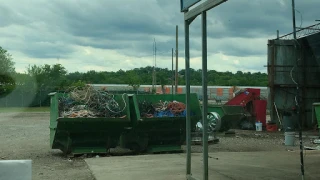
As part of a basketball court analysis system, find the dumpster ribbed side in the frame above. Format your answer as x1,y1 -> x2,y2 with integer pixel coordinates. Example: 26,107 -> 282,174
314,103 -> 320,129
49,92 -> 131,155
121,93 -> 202,153
49,92 -> 59,148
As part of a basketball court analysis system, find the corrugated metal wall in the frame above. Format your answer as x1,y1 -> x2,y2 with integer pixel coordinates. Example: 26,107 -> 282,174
268,33 -> 320,128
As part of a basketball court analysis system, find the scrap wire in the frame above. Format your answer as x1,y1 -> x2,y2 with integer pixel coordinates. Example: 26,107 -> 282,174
59,85 -> 127,118
139,100 -> 187,118
167,101 -> 186,114
153,100 -> 169,112
64,109 -> 96,118
138,100 -> 155,118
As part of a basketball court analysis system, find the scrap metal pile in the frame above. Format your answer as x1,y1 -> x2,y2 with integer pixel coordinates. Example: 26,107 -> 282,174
58,86 -> 126,118
139,100 -> 187,118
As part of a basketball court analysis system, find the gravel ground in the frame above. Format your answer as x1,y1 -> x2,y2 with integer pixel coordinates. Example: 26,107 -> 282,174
0,112 -> 319,180
0,112 -> 95,180
187,130 -> 319,153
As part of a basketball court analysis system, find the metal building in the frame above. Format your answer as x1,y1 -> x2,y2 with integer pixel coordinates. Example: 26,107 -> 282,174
268,23 -> 320,128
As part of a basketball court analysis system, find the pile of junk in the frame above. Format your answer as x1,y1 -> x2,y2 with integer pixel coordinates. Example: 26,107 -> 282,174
48,86 -> 266,155
192,88 -> 267,143
49,86 -> 203,155
209,88 -> 267,131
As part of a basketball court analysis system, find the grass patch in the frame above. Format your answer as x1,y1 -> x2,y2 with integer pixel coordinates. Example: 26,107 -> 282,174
0,107 -> 50,113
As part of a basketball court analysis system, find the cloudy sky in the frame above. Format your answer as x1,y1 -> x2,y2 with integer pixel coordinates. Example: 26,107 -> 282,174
0,0 -> 318,73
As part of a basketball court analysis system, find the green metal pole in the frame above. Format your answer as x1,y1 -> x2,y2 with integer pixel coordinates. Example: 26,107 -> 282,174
292,0 -> 304,179
201,11 -> 208,180
185,19 -> 192,176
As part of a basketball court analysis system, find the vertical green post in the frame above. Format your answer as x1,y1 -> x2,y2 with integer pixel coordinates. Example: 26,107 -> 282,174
185,19 -> 192,175
201,11 -> 208,180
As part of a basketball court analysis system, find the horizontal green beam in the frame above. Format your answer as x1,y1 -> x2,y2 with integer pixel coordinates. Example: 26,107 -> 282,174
184,0 -> 227,21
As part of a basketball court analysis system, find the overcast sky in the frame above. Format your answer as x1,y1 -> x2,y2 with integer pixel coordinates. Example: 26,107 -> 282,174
0,0 -> 318,73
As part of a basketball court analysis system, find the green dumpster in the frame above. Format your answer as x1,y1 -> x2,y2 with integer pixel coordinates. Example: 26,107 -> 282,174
121,93 -> 202,153
206,105 -> 251,131
49,92 -> 131,155
313,103 -> 320,135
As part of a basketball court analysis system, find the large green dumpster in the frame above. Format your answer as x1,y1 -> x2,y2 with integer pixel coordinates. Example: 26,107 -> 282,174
207,105 -> 251,131
313,103 -> 320,135
121,93 -> 202,153
49,92 -> 131,155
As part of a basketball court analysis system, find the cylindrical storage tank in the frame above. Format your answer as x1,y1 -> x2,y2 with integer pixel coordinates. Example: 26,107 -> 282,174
268,40 -> 303,85
268,39 -> 302,128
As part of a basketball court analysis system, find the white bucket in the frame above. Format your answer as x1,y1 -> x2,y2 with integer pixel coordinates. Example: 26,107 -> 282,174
255,122 -> 262,131
285,132 -> 295,146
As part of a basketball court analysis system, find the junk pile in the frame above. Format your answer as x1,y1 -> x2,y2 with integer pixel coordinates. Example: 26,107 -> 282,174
49,92 -> 202,155
206,88 -> 267,131
139,100 -> 187,118
58,86 -> 127,118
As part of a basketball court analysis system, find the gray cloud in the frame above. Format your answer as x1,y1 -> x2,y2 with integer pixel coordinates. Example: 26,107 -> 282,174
0,0 -> 319,73
49,0 -> 173,37
191,1 -> 317,38
0,5 -> 30,27
20,42 -> 74,59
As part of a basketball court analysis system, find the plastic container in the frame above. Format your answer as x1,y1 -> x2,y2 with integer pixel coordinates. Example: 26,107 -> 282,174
256,122 -> 262,131
285,132 -> 295,146
266,123 -> 278,132
255,122 -> 262,131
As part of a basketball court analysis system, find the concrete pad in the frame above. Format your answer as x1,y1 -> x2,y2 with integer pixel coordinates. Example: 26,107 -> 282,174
86,151 -> 320,180
0,160 -> 32,180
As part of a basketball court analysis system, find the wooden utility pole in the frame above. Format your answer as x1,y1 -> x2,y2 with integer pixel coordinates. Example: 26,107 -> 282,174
175,25 -> 178,93
172,48 -> 174,94
152,39 -> 156,93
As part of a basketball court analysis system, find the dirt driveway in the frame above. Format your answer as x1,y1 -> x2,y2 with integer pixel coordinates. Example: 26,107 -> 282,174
0,112 -> 318,180
0,112 -> 95,180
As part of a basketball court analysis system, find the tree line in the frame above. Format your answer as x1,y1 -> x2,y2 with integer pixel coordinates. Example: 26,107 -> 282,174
0,46 -> 268,106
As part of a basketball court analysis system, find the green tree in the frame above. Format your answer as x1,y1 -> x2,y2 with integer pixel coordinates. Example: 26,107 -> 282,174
126,70 -> 141,91
0,47 -> 16,97
0,46 -> 15,74
0,74 -> 15,97
157,70 -> 170,93
27,64 -> 67,92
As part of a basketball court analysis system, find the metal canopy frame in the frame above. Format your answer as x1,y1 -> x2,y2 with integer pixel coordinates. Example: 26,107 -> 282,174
182,0 -> 228,180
